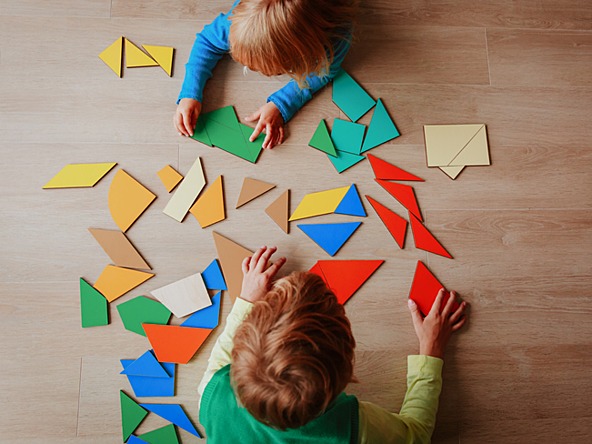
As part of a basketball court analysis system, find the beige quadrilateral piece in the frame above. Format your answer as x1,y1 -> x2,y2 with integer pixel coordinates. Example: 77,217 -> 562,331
150,273 -> 212,318
108,170 -> 157,232
265,190 -> 290,234
189,176 -> 225,228
212,232 -> 253,302
163,156 -> 206,222
236,178 -> 276,208
88,228 -> 151,270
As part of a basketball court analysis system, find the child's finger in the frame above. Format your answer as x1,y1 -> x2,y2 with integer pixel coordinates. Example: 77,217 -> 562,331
250,120 -> 264,142
408,299 -> 424,330
182,111 -> 194,137
278,126 -> 285,144
441,290 -> 457,318
244,110 -> 260,123
449,301 -> 467,325
242,256 -> 251,274
175,113 -> 188,137
451,316 -> 467,332
264,257 -> 286,278
256,246 -> 277,272
249,247 -> 266,269
429,288 -> 446,317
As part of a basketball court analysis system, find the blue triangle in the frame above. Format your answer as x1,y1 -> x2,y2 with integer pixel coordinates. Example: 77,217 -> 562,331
335,184 -> 366,217
120,350 -> 169,378
298,222 -> 362,256
139,404 -> 201,438
120,360 -> 175,397
202,259 -> 227,291
181,291 -> 221,329
126,436 -> 148,444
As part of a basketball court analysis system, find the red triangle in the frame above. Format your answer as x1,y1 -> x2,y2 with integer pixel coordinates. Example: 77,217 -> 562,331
409,212 -> 452,258
310,260 -> 384,304
365,195 -> 407,249
409,261 -> 458,316
367,154 -> 424,181
309,262 -> 325,280
375,179 -> 422,222
143,324 -> 213,364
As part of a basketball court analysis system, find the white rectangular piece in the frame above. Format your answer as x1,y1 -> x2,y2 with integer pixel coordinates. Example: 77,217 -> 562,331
163,156 -> 206,222
150,273 -> 212,318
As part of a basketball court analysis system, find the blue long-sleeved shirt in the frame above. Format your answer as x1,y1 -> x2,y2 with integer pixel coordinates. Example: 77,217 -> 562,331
177,1 -> 352,122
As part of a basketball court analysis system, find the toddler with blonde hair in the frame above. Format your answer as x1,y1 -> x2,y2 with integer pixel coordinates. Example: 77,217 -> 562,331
198,246 -> 468,443
175,0 -> 359,149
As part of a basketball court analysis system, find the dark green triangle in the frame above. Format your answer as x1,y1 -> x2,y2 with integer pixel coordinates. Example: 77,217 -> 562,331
190,115 -> 212,146
80,278 -> 108,328
309,120 -> 337,156
239,123 -> 264,163
139,424 -> 179,444
120,391 -> 148,442
116,296 -> 171,336
203,105 -> 240,130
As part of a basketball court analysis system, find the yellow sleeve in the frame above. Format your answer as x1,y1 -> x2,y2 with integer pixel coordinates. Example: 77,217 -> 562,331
358,355 -> 444,444
197,298 -> 253,399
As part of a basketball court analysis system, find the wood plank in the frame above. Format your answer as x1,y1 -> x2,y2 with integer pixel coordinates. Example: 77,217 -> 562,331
0,0 -> 110,18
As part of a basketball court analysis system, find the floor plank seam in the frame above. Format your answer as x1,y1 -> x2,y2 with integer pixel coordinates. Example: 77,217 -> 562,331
75,357 -> 83,437
484,27 -> 492,86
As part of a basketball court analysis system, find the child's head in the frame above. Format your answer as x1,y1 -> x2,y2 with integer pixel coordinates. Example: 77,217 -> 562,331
231,271 -> 355,430
229,0 -> 359,84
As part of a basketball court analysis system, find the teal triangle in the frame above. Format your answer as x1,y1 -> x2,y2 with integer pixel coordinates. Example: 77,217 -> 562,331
309,120 -> 337,156
298,222 -> 362,256
202,259 -> 227,290
181,291 -> 221,329
327,149 -> 365,173
120,391 -> 148,442
138,424 -> 179,444
335,184 -> 366,217
361,98 -> 400,152
80,278 -> 108,328
120,350 -> 169,378
331,118 -> 365,155
139,404 -> 201,437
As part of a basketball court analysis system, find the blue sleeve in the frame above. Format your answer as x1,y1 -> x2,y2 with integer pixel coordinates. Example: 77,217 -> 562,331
267,36 -> 352,122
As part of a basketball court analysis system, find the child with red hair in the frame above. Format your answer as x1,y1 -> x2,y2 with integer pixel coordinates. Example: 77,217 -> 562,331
198,246 -> 468,443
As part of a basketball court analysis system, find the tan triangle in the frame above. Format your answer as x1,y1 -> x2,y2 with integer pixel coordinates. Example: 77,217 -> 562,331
447,125 -> 490,166
93,265 -> 154,302
99,37 -> 123,77
439,165 -> 465,180
88,228 -> 151,270
125,38 -> 158,68
142,44 -> 174,76
424,124 -> 484,166
157,165 -> 183,193
236,178 -> 276,208
189,176 -> 226,228
212,232 -> 253,302
265,190 -> 290,233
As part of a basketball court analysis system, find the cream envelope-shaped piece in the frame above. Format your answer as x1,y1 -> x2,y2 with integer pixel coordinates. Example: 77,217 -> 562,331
424,124 -> 490,168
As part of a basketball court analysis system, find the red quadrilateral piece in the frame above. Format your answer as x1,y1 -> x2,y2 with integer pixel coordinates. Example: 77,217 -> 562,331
367,154 -> 424,181
311,260 -> 384,304
409,261 -> 458,316
409,212 -> 453,259
375,179 -> 423,221
365,195 -> 407,249
143,324 -> 213,364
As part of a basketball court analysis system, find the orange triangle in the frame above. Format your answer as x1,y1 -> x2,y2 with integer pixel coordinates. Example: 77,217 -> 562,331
375,179 -> 422,222
409,261 -> 458,316
310,260 -> 384,304
367,154 -> 424,181
189,176 -> 225,228
143,324 -> 213,364
264,189 -> 290,233
365,196 -> 407,249
93,265 -> 154,302
157,165 -> 183,193
212,232 -> 253,302
236,178 -> 275,208
409,212 -> 452,258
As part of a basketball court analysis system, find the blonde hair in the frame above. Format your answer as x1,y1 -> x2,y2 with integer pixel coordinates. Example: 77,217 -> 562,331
230,272 -> 356,430
229,0 -> 359,86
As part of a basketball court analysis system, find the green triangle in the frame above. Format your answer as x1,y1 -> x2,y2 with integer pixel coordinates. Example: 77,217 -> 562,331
120,391 -> 148,442
203,105 -> 240,130
80,278 -> 108,328
309,120 -> 337,156
116,296 -> 171,336
139,424 -> 179,444
361,98 -> 400,152
327,149 -> 366,173
190,115 -> 213,146
239,123 -> 264,163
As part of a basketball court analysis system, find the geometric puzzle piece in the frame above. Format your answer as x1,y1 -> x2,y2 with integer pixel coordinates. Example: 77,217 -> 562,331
367,153 -> 423,181
142,45 -> 175,77
80,278 -> 109,328
121,358 -> 175,398
439,165 -> 465,180
202,106 -> 241,130
120,390 -> 148,442
43,163 -> 117,189
332,69 -> 376,122
143,324 -> 213,364
189,175 -> 225,228
139,404 -> 201,437
157,165 -> 183,193
298,222 -> 362,256
331,118 -> 366,155
108,170 -> 157,232
265,189 -> 290,234
448,125 -> 489,166
150,273 -> 212,318
308,120 -> 337,156
361,98 -> 400,152
181,291 -> 222,329
289,186 -> 350,221
88,228 -> 151,270
116,296 -> 171,337
163,156 -> 206,222
424,124 -> 489,167
212,232 -> 253,302
138,424 -> 179,444
409,212 -> 453,259
375,179 -> 423,222
335,184 -> 366,217
409,261 -> 458,317
326,149 -> 366,173
125,38 -> 158,68
201,259 -> 227,291
99,37 -> 123,78
239,123 -> 265,163
126,436 -> 149,444
121,350 -> 170,378
236,178 -> 275,208
93,265 -> 154,303
365,195 -> 408,249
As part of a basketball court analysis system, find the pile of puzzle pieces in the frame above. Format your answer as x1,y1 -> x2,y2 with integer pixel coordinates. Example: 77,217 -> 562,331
99,36 -> 175,78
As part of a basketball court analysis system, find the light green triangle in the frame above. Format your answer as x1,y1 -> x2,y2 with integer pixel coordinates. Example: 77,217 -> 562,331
120,391 -> 148,442
327,149 -> 366,173
80,278 -> 108,328
361,98 -> 400,152
116,296 -> 171,336
309,120 -> 337,156
139,424 -> 179,444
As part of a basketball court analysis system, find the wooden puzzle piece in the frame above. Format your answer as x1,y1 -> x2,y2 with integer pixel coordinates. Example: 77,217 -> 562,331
203,106 -> 240,130
334,184 -> 366,217
88,228 -> 151,270
126,436 -> 149,444
327,149 -> 366,173
239,123 -> 265,163
365,196 -> 408,249
117,296 -> 171,337
309,120 -> 337,156
409,261 -> 458,316
202,259 -> 227,291
332,69 -> 376,122
121,350 -> 170,378
99,37 -> 123,77
375,179 -> 423,222
409,212 -> 453,258
289,186 -> 350,221
212,232 -> 253,302
125,38 -> 158,68
79,278 -> 108,328
93,265 -> 154,303
43,162 -> 116,189
367,154 -> 424,181
181,291 -> 222,329
139,404 -> 201,437
236,178 -> 276,208
138,424 -> 179,444
120,390 -> 148,442
163,156 -> 205,222
361,98 -> 400,152
331,118 -> 366,155
108,170 -> 156,232
190,176 -> 225,228
298,222 -> 362,256
121,359 -> 175,398
150,273 -> 211,318
439,165 -> 465,180
265,189 -> 290,233
142,44 -> 175,76
157,165 -> 183,193
190,116 -> 213,146
144,324 -> 213,364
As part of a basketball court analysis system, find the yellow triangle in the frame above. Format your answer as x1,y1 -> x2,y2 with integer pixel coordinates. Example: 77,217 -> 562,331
190,176 -> 225,228
43,163 -> 116,189
99,37 -> 123,77
108,170 -> 157,232
157,165 -> 183,193
289,186 -> 350,221
142,44 -> 175,76
93,265 -> 154,302
125,38 -> 158,68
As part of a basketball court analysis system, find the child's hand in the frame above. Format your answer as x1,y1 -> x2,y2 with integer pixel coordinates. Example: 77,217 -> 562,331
408,289 -> 468,359
244,102 -> 285,150
240,246 -> 287,303
174,98 -> 202,137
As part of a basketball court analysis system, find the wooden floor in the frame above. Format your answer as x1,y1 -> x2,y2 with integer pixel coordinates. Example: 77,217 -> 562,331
1,0 -> 591,442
